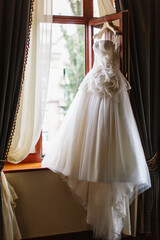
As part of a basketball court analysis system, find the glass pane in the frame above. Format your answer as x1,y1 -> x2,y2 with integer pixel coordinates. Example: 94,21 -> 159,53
52,0 -> 83,16
93,0 -> 100,17
42,24 -> 85,155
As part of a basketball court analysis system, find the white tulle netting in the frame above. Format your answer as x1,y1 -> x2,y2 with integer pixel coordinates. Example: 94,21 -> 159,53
42,40 -> 151,240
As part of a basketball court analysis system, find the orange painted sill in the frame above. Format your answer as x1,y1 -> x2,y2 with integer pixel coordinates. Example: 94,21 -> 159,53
3,162 -> 47,173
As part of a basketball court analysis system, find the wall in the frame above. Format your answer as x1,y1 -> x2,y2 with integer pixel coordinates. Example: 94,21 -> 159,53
5,169 -> 90,239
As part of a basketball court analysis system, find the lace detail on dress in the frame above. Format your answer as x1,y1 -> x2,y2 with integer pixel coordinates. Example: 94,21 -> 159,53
90,66 -> 121,97
79,40 -> 131,98
109,186 -> 134,240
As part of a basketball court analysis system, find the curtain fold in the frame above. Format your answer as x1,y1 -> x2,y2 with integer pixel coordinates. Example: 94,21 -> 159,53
0,0 -> 34,239
1,172 -> 21,240
7,0 -> 53,164
0,0 -> 31,162
0,0 -> 53,238
117,0 -> 160,236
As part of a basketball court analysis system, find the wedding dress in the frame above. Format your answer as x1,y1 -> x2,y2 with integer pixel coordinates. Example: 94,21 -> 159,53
42,40 -> 151,240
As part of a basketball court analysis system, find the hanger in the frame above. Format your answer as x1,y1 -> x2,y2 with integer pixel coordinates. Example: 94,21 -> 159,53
94,21 -> 121,39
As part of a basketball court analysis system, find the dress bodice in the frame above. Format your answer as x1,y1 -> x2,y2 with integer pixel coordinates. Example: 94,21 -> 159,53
93,40 -> 115,68
93,40 -> 120,70
79,40 -> 130,97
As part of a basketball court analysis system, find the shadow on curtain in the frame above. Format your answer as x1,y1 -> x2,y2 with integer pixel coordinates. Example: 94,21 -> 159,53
0,0 -> 33,238
115,0 -> 160,237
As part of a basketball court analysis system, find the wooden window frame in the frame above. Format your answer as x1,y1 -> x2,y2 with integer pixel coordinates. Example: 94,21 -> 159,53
52,0 -> 93,75
6,1 -> 129,166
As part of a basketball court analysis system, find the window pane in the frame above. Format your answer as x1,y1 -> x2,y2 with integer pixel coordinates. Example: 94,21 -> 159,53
42,24 -> 85,154
93,0 -> 100,17
52,0 -> 83,16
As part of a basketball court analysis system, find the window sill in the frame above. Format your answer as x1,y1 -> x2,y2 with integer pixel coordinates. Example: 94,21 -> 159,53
3,162 -> 47,173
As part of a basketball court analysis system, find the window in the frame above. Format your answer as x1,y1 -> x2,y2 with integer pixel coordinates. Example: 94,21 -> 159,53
6,0 -> 93,165
42,23 -> 85,154
5,1 -> 129,166
41,0 -> 93,155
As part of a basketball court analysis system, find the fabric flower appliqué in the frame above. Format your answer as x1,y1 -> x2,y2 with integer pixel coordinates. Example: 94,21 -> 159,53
89,66 -> 121,97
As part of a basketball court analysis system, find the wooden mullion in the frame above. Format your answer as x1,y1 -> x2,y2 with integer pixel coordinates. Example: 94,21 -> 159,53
84,0 -> 93,74
84,0 -> 93,21
52,15 -> 86,24
88,10 -> 128,26
52,0 -> 93,25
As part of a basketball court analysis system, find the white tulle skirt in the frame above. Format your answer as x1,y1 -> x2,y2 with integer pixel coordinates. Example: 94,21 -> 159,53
42,79 -> 151,239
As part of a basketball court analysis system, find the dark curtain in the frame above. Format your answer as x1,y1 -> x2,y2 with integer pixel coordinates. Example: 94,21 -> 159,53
116,0 -> 160,237
0,0 -> 33,238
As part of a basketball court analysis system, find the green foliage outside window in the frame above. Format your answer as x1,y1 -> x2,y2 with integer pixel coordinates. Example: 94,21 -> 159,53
60,0 -> 85,112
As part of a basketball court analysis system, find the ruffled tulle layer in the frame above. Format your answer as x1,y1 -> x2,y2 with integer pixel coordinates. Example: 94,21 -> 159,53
79,64 -> 131,98
43,86 -> 150,186
52,173 -> 139,240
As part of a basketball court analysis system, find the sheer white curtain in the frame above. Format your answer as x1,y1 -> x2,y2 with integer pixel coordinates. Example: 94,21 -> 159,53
7,0 -> 52,163
2,1 -> 53,239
